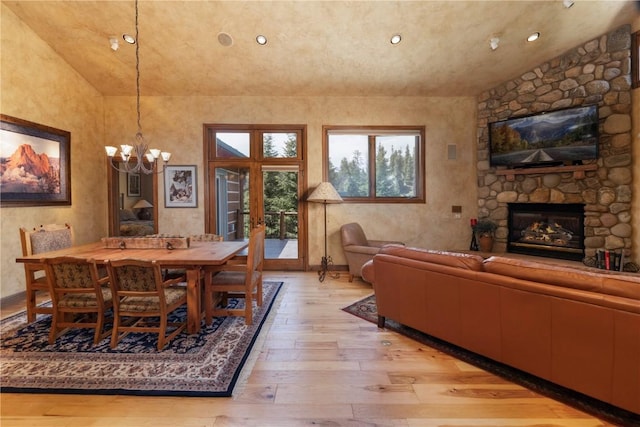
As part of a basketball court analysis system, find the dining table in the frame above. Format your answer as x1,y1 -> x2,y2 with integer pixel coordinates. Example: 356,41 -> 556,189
15,239 -> 249,334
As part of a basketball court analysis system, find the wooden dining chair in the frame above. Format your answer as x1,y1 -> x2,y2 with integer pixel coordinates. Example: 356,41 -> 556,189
204,225 -> 265,326
163,233 -> 225,280
107,259 -> 187,350
43,256 -> 113,345
19,223 -> 74,322
189,233 -> 224,242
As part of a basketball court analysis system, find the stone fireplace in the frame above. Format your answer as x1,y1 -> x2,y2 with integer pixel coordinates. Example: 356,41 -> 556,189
475,25 -> 634,262
508,203 -> 585,261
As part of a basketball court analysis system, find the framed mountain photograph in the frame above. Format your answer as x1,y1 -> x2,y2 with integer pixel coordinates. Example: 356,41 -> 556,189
0,115 -> 71,207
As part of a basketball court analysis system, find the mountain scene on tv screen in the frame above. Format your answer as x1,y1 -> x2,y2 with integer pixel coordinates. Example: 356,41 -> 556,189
490,106 -> 598,167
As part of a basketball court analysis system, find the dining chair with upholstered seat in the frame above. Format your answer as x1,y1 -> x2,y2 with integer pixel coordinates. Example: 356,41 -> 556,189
163,233 -> 224,280
189,233 -> 224,242
20,223 -> 74,322
204,225 -> 265,326
43,256 -> 113,345
106,259 -> 187,350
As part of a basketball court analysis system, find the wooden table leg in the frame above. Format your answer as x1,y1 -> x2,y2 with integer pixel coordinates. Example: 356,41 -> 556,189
186,268 -> 201,334
203,267 -> 212,326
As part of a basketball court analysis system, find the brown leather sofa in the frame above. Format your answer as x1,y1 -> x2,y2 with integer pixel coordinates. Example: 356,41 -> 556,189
361,245 -> 640,414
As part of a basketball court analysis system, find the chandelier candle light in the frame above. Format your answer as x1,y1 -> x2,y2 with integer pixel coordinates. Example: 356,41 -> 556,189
307,182 -> 343,282
105,0 -> 170,174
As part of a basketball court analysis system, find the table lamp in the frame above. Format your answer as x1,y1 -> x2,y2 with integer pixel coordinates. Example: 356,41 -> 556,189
132,199 -> 153,220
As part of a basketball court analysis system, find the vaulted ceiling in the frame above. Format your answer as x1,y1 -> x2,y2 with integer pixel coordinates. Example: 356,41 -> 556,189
3,1 -> 638,97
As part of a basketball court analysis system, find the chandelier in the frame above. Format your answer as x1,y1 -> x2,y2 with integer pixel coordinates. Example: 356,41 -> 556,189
105,0 -> 170,174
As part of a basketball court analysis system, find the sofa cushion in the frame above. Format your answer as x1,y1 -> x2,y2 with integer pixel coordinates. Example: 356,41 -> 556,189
602,275 -> 640,299
484,256 -> 606,291
378,246 -> 485,271
484,256 -> 640,298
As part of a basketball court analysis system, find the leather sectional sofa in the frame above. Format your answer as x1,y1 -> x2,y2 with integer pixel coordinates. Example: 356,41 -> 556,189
361,245 -> 640,414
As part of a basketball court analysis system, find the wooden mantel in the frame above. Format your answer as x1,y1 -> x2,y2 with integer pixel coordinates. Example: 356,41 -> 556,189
495,164 -> 598,181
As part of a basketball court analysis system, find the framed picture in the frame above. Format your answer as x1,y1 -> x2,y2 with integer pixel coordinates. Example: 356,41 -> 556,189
127,173 -> 141,197
164,165 -> 197,208
0,115 -> 71,207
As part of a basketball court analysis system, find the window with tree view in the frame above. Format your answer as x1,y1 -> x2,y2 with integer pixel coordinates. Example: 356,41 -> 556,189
324,126 -> 425,202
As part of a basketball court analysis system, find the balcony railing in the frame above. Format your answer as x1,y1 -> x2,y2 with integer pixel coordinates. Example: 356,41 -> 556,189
233,210 -> 298,240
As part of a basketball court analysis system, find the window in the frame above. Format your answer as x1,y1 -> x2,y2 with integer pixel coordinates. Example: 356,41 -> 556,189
263,132 -> 298,158
323,126 -> 425,202
208,126 -> 303,161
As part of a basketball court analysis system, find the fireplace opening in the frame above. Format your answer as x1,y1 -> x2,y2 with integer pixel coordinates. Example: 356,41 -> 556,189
507,203 -> 585,261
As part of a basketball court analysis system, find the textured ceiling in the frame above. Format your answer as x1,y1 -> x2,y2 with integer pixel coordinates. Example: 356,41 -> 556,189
3,1 -> 638,97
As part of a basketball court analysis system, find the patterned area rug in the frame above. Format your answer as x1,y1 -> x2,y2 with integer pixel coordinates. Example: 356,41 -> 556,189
0,281 -> 283,397
343,294 -> 640,426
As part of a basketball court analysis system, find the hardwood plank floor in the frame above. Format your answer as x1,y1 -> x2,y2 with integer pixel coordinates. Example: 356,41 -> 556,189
0,272 -> 616,426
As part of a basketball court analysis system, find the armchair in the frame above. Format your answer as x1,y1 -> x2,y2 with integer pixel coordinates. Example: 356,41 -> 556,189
340,222 -> 403,282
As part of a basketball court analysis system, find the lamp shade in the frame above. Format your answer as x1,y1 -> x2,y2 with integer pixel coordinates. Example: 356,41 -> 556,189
132,199 -> 153,209
307,182 -> 343,204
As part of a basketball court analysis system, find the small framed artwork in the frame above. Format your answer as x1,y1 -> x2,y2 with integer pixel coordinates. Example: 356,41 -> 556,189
164,165 -> 197,208
127,173 -> 141,197
0,114 -> 71,207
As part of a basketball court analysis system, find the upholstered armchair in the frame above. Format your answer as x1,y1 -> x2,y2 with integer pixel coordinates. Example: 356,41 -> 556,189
340,222 -> 403,282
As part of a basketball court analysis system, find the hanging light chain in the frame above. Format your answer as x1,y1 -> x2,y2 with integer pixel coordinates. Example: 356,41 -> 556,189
104,0 -> 171,175
135,0 -> 142,137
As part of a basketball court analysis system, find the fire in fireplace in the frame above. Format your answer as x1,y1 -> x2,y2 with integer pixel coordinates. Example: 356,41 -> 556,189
507,203 -> 585,261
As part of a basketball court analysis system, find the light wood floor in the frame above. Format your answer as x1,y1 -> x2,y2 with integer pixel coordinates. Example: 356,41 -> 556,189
0,272 -> 616,426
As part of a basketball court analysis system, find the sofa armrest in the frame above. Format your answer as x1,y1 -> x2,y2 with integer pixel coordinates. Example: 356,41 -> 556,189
361,260 -> 375,283
368,240 -> 404,248
343,245 -> 381,255
379,246 -> 485,271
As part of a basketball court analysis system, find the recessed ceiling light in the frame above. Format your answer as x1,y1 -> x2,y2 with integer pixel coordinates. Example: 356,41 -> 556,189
109,37 -> 119,51
390,34 -> 402,45
256,35 -> 267,45
527,32 -> 540,42
123,34 -> 136,44
563,0 -> 574,8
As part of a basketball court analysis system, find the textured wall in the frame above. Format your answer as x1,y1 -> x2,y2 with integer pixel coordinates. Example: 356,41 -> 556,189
1,3 -> 479,299
103,95 -> 479,268
0,5 -> 106,298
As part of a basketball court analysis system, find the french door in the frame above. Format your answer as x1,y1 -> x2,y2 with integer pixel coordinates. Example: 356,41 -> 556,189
204,125 -> 306,270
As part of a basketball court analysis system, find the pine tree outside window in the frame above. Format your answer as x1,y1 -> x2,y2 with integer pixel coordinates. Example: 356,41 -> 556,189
323,126 -> 425,203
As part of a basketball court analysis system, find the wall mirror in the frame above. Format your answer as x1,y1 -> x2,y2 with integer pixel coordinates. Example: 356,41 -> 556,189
107,158 -> 158,236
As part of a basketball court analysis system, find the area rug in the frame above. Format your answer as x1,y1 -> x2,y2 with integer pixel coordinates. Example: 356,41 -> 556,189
343,294 -> 640,427
0,281 -> 283,397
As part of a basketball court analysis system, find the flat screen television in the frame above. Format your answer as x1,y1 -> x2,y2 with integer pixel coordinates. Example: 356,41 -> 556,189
488,104 -> 599,168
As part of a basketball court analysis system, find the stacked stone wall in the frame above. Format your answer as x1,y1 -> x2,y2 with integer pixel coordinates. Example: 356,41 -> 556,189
476,25 -> 633,259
